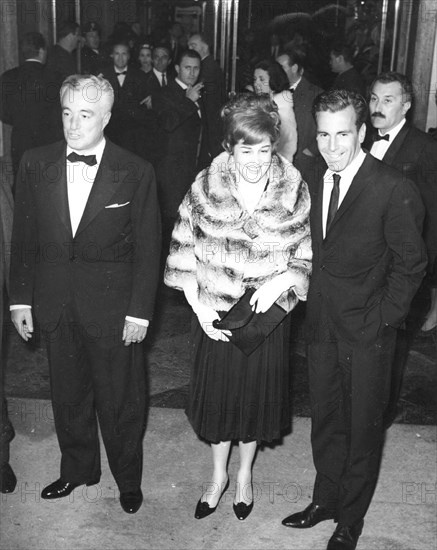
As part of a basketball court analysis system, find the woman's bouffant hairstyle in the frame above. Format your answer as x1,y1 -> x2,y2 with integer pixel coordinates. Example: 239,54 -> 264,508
221,93 -> 281,153
253,60 -> 290,93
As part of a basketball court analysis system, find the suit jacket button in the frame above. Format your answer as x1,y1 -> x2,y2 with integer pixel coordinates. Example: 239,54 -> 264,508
320,265 -> 325,270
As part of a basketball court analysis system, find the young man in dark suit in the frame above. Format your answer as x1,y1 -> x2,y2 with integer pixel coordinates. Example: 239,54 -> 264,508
152,49 -> 206,246
10,75 -> 161,514
329,42 -> 366,96
0,32 -> 51,177
188,33 -> 224,159
100,42 -> 154,159
276,46 -> 323,172
282,90 -> 426,550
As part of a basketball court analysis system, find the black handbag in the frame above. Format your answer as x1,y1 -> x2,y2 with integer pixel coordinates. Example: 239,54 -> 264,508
213,288 -> 288,356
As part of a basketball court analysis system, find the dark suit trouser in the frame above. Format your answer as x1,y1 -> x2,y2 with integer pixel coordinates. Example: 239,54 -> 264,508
1,290 -> 14,466
307,326 -> 396,526
44,303 -> 147,492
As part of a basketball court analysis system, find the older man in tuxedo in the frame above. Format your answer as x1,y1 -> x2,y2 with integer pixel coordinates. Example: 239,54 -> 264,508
366,71 -> 437,425
282,90 -> 426,550
10,75 -> 161,514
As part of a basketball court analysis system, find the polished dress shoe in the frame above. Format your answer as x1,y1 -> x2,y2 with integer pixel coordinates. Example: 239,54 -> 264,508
120,489 -> 143,514
327,520 -> 364,550
0,463 -> 17,493
194,478 -> 229,519
41,478 -> 100,499
233,500 -> 254,520
282,502 -> 336,528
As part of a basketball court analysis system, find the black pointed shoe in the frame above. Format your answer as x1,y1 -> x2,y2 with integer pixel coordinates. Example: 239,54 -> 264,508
41,478 -> 100,499
282,502 -> 336,528
327,520 -> 364,550
194,478 -> 230,519
233,500 -> 254,520
0,463 -> 17,494
120,489 -> 143,514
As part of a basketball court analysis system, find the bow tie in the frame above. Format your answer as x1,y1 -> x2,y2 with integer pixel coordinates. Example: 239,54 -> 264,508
374,133 -> 390,142
117,70 -> 127,76
67,152 -> 97,166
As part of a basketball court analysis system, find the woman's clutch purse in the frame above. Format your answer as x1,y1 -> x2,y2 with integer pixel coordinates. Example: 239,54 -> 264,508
213,288 -> 287,356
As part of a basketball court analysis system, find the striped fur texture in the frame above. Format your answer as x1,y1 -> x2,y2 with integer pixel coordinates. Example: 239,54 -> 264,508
164,151 -> 312,313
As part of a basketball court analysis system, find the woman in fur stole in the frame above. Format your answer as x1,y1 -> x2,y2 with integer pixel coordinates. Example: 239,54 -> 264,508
164,94 -> 312,521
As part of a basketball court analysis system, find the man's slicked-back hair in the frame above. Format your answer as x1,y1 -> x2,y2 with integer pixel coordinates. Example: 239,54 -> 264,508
282,45 -> 307,72
221,93 -> 281,152
312,89 -> 368,130
175,48 -> 201,66
370,71 -> 414,103
20,32 -> 46,59
60,74 -> 114,111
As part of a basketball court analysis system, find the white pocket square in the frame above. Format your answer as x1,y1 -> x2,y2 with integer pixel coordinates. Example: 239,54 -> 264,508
105,201 -> 130,209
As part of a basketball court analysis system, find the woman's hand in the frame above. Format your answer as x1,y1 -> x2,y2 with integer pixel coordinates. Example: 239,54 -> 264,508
250,273 -> 295,313
194,303 -> 231,342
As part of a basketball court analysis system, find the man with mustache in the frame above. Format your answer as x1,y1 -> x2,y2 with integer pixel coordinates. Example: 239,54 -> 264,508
366,72 -> 437,426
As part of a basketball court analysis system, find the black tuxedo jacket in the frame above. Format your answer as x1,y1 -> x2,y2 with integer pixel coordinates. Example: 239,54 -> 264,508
0,61 -> 52,170
305,154 -> 426,344
200,55 -> 224,158
364,122 -> 437,269
10,140 -> 161,329
292,76 -> 323,168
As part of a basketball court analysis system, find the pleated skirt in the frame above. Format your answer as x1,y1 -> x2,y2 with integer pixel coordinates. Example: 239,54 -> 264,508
185,313 -> 291,444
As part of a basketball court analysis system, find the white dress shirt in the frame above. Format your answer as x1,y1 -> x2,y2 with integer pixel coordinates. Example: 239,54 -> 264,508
322,149 -> 366,238
115,66 -> 127,86
153,67 -> 167,86
369,118 -> 406,160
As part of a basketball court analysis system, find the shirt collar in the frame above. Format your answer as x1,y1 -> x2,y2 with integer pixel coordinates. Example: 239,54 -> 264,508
290,76 -> 302,91
324,148 -> 366,181
377,117 -> 406,140
114,66 -> 128,74
153,67 -> 166,79
66,138 -> 106,164
175,77 -> 188,90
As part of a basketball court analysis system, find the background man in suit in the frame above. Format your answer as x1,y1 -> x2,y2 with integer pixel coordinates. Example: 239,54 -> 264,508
100,41 -> 155,160
10,75 -> 161,514
0,175 -> 16,494
0,32 -> 51,178
80,21 -> 107,75
366,71 -> 437,426
282,90 -> 425,550
153,49 -> 206,249
188,33 -> 224,159
329,42 -> 366,96
147,45 -> 172,97
276,46 -> 323,172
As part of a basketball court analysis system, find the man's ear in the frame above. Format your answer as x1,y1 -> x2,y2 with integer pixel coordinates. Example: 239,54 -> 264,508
175,64 -> 180,76
402,100 -> 411,116
358,122 -> 366,143
102,111 -> 111,129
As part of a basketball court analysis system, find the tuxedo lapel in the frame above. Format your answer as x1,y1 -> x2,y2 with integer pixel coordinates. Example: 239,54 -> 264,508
381,122 -> 410,166
44,143 -> 72,235
75,142 -> 126,235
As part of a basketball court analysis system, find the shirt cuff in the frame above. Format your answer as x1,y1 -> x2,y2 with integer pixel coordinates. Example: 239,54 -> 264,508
125,316 -> 149,327
10,305 -> 32,311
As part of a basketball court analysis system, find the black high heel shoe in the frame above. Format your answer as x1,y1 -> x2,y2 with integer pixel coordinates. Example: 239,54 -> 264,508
194,478 -> 230,519
233,500 -> 254,520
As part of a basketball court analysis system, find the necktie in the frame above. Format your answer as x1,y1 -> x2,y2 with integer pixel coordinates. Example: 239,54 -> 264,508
374,133 -> 390,142
161,72 -> 167,86
67,152 -> 97,166
326,173 -> 340,233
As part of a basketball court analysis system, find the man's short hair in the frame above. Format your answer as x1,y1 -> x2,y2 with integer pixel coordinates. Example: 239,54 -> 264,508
282,46 -> 307,72
60,74 -> 114,111
312,89 -> 368,130
58,21 -> 80,41
370,71 -> 414,103
111,41 -> 130,53
20,32 -> 46,60
153,45 -> 171,57
221,93 -> 281,152
330,41 -> 354,64
190,32 -> 210,50
176,48 -> 201,66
